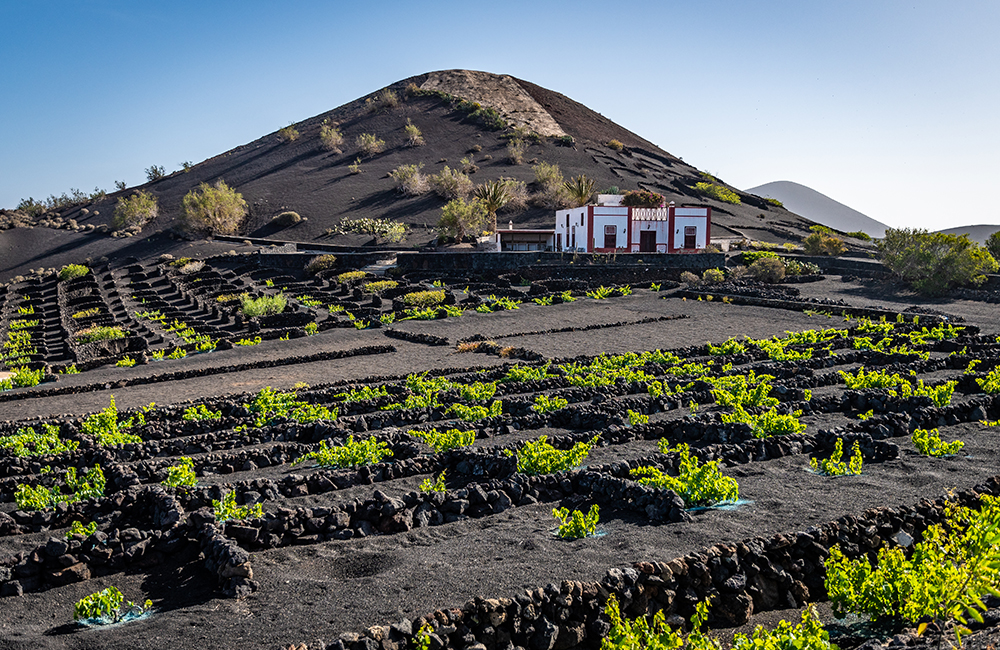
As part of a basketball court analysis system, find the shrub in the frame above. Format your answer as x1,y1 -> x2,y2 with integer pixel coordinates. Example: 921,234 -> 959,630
562,175 -> 595,208
459,155 -> 478,174
911,428 -> 964,456
240,293 -> 286,317
702,268 -> 725,284
748,257 -> 786,283
161,457 -> 197,487
366,88 -> 398,112
58,264 -> 90,281
181,180 -> 247,234
291,435 -> 392,468
694,181 -> 741,204
740,250 -> 780,265
66,520 -> 97,539
213,490 -> 263,522
506,138 -> 527,164
0,424 -> 78,457
438,197 -> 486,242
532,394 -> 568,413
606,139 -> 624,151
80,396 -> 148,445
620,190 -> 664,208
348,158 -> 362,174
474,179 -> 513,232
632,441 -> 739,507
112,191 -> 158,230
429,166 -> 474,200
721,404 -> 806,437
878,228 -> 998,295
447,400 -> 502,422
420,471 -> 447,492
846,230 -> 872,241
763,197 -> 784,208
332,217 -> 407,242
337,270 -> 368,284
362,280 -> 398,293
305,254 -> 338,275
247,386 -> 336,427
552,505 -> 599,539
404,118 -> 424,146
389,163 -> 429,195
803,232 -> 847,255
411,428 -> 475,452
15,464 -> 106,510
810,438 -> 863,476
679,271 -> 701,286
182,404 -> 220,421
145,165 -> 166,182
506,435 -> 598,475
74,325 -> 126,343
356,133 -> 385,156
277,124 -> 299,142
402,290 -> 445,307
319,122 -> 343,152
825,494 -> 1000,649
74,586 -> 151,624
272,211 -> 301,227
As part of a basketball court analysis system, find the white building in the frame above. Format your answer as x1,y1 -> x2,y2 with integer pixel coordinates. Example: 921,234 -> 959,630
554,195 -> 711,253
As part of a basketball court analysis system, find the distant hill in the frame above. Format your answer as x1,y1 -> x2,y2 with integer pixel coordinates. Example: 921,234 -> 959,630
934,224 -> 1000,245
745,181 -> 888,238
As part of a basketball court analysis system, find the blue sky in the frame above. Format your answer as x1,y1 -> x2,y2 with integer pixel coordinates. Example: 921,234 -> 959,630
1,0 -> 997,230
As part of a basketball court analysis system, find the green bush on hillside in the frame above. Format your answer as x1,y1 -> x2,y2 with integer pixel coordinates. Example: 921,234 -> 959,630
878,228 -> 998,295
112,191 -> 158,230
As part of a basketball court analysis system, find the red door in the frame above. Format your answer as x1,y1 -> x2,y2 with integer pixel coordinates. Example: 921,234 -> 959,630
604,225 -> 617,249
684,226 -> 697,249
639,230 -> 657,252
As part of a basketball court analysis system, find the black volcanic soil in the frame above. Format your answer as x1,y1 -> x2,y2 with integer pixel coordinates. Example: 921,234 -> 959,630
2,274 -> 1000,650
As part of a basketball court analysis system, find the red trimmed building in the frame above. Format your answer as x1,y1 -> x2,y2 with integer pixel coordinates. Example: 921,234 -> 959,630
554,195 -> 711,253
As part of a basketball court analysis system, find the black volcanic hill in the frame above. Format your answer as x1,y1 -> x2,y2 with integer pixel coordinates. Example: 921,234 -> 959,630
2,70 -> 827,278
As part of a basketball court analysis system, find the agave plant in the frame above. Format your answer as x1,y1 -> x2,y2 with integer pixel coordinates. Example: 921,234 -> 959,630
474,179 -> 512,233
562,175 -> 596,208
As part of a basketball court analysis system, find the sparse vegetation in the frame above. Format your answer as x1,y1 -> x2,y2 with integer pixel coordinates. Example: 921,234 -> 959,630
58,264 -> 90,282
319,120 -> 344,152
332,217 -> 407,243
878,228 -> 998,295
404,118 -> 424,146
438,197 -> 486,243
620,190 -> 663,208
748,257 -> 786,283
112,191 -> 158,230
429,166 -> 474,200
694,181 -> 741,204
74,325 -> 127,343
803,231 -> 847,256
506,138 -> 527,164
305,254 -> 338,275
606,139 -> 624,151
402,290 -> 445,307
389,163 -> 429,195
531,162 -> 566,208
277,124 -> 299,142
240,293 -> 287,317
562,175 -> 595,208
181,180 -> 247,235
356,133 -> 385,156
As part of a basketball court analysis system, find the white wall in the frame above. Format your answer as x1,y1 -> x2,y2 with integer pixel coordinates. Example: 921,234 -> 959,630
673,216 -> 708,249
630,220 -> 671,252
554,208 -> 588,251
